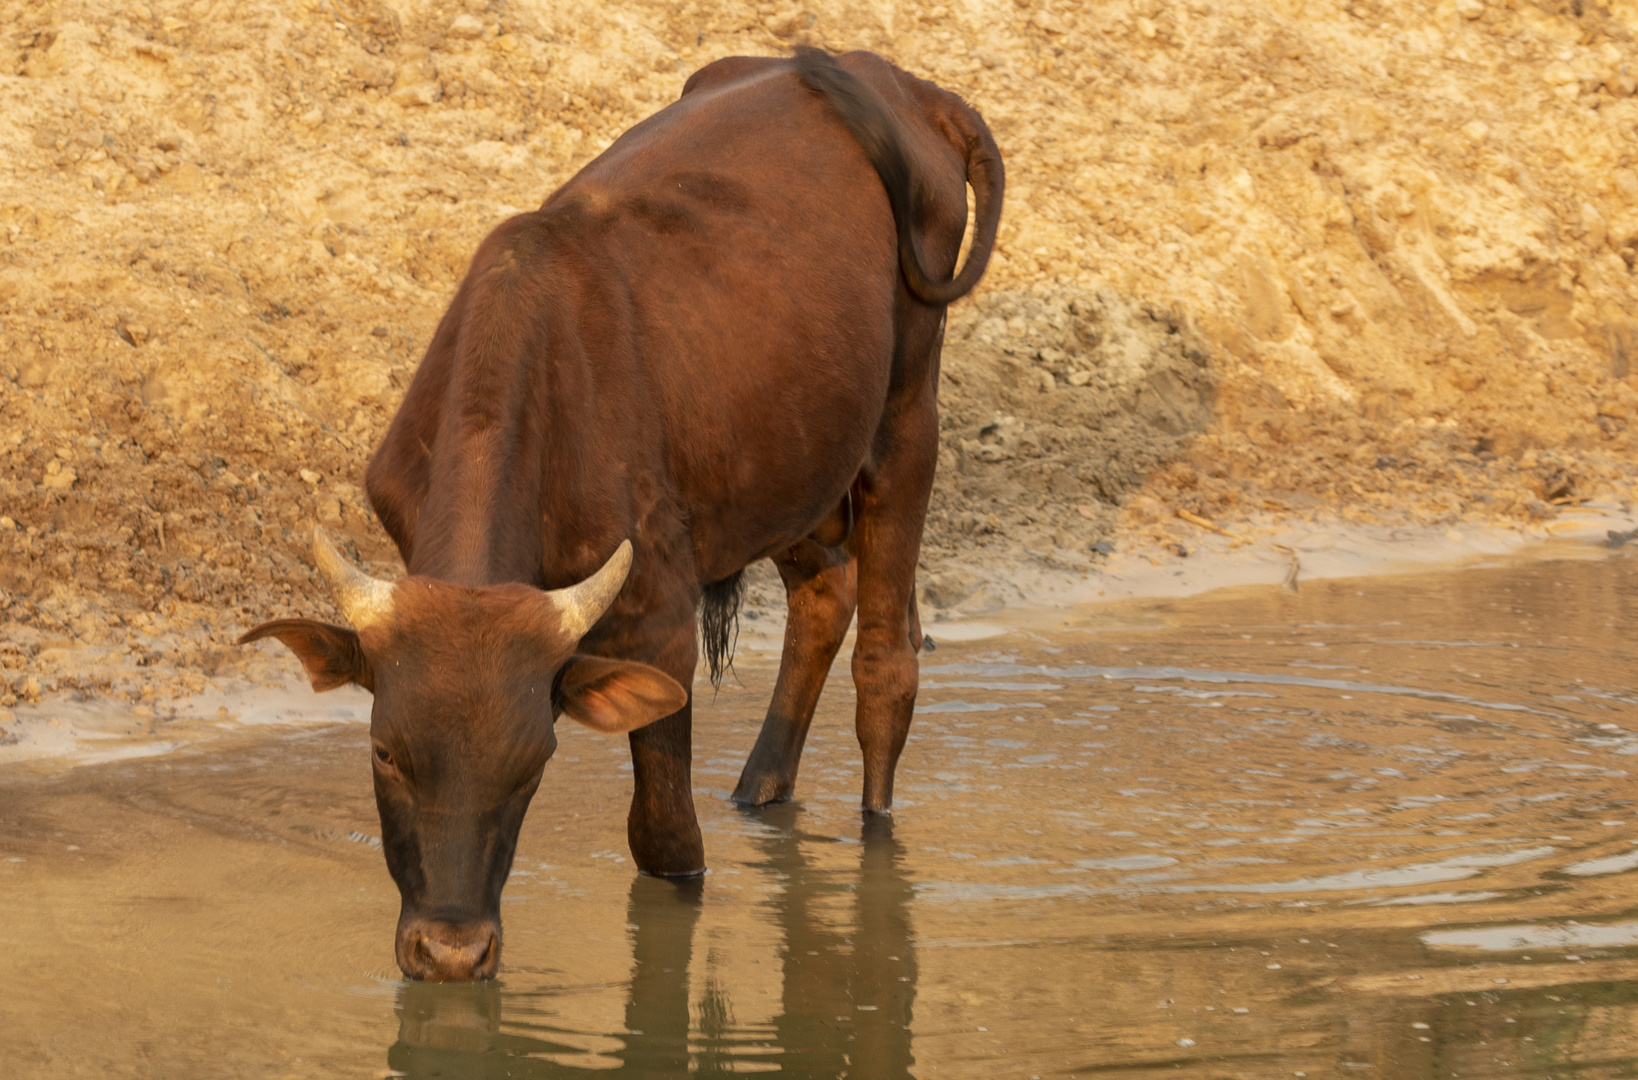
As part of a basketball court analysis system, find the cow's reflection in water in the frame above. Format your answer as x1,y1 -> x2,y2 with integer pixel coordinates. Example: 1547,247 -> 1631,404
386,810 -> 916,1078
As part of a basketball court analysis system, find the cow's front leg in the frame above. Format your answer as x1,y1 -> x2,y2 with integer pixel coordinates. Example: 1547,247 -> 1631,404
627,695 -> 705,875
606,598 -> 706,877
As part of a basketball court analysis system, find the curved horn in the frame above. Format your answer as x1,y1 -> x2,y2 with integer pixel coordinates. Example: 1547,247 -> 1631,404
548,540 -> 633,640
312,527 -> 396,629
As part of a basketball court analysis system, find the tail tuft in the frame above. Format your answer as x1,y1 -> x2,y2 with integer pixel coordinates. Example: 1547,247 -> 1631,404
700,572 -> 745,688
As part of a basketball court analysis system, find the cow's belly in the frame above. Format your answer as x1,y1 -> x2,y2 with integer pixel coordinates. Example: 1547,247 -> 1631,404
645,265 -> 897,577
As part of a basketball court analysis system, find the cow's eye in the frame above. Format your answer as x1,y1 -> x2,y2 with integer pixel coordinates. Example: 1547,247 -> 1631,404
374,745 -> 394,767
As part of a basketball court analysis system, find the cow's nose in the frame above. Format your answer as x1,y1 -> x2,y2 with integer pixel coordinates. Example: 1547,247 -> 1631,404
398,918 -> 502,982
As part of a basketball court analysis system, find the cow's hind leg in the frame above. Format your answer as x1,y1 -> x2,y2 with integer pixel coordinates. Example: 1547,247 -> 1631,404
732,540 -> 858,807
849,389 -> 938,813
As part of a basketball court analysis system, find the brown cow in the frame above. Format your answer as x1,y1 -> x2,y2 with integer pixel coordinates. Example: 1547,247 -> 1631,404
239,47 -> 1003,981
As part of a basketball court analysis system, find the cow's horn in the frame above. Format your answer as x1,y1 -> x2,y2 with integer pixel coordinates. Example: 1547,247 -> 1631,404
312,527 -> 395,629
548,540 -> 633,640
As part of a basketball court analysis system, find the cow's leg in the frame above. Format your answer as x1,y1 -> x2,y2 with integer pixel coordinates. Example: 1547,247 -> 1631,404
732,540 -> 858,807
624,606 -> 707,876
627,698 -> 705,875
849,385 -> 939,814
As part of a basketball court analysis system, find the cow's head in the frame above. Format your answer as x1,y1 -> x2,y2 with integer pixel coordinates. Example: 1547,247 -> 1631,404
239,529 -> 686,982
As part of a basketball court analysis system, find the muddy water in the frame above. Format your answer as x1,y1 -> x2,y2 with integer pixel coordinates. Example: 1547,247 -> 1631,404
7,557 -> 1638,1078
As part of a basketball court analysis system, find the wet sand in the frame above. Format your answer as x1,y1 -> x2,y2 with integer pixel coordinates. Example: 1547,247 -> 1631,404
7,555 -> 1638,1077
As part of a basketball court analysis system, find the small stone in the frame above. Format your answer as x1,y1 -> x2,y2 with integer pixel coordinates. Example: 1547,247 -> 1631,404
1067,370 -> 1092,386
1455,0 -> 1483,19
448,13 -> 486,38
1618,169 -> 1638,202
1582,203 -> 1608,248
392,82 -> 443,107
32,127 -> 59,149
299,468 -> 322,485
922,569 -> 980,609
41,464 -> 77,490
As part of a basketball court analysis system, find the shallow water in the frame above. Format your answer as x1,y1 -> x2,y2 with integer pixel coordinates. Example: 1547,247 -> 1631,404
8,556 -> 1638,1077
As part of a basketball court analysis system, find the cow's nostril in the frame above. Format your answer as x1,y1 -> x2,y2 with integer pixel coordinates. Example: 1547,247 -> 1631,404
411,932 -> 438,974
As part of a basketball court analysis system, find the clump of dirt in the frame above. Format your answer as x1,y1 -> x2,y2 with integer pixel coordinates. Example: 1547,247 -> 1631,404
925,286 -> 1214,575
4,0 -> 1638,716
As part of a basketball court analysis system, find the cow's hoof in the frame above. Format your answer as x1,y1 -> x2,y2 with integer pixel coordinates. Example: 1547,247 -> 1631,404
731,774 -> 794,808
639,865 -> 707,879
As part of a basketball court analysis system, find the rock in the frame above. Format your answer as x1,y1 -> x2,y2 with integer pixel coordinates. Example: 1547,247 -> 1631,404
41,462 -> 77,489
922,569 -> 980,609
1583,203 -> 1608,249
1455,0 -> 1483,18
448,13 -> 485,38
391,81 -> 442,107
1619,169 -> 1638,202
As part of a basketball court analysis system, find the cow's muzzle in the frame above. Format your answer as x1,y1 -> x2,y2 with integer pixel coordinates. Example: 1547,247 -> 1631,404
397,915 -> 502,982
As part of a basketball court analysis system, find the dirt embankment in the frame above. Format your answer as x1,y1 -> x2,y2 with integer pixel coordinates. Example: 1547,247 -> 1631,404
3,0 -> 1638,717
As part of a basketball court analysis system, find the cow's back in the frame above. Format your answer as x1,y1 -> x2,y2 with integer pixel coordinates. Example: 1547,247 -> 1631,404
556,55 -> 970,570
370,53 -> 974,586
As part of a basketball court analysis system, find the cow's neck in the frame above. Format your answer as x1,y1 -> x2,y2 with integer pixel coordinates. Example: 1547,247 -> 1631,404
408,324 -> 549,589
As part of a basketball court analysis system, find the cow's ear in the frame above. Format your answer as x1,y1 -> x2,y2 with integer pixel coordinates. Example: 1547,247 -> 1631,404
554,655 -> 686,734
239,619 -> 375,693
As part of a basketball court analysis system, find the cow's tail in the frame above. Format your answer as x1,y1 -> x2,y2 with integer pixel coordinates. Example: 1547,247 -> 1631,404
792,46 -> 1004,307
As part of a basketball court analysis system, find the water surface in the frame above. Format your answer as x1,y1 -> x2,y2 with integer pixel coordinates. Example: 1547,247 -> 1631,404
7,557 -> 1638,1077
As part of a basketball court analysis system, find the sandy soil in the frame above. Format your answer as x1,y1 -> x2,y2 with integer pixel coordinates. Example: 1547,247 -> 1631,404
5,0 -> 1638,721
